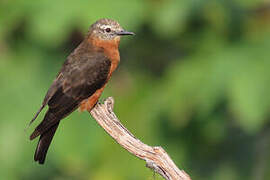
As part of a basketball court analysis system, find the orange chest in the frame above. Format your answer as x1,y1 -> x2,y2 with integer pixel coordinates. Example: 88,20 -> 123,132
106,50 -> 120,78
91,38 -> 120,79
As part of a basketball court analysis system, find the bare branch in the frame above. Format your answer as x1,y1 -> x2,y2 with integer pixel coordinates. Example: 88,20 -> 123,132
89,97 -> 191,180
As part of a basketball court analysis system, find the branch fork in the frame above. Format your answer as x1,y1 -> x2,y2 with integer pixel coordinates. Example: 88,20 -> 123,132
89,97 -> 191,180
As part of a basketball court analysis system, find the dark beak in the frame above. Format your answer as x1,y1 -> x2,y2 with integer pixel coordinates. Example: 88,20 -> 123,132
116,30 -> 135,36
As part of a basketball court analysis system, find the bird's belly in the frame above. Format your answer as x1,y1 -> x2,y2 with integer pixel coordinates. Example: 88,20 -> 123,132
79,86 -> 105,112
79,57 -> 119,112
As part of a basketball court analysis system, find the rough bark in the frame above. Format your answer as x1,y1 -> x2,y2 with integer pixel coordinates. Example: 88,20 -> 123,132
89,97 -> 191,180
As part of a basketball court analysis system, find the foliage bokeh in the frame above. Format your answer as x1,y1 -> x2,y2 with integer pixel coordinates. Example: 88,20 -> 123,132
1,0 -> 270,179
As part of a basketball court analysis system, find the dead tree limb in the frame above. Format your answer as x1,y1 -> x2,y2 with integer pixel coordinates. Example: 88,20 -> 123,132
89,97 -> 191,180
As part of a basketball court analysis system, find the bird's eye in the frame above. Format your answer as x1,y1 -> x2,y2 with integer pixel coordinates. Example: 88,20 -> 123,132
105,28 -> 111,33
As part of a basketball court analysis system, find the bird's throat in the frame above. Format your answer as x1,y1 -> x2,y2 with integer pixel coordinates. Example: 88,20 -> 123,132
89,37 -> 120,61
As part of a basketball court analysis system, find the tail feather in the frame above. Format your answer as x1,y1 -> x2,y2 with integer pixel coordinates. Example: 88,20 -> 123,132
34,122 -> 59,164
30,111 -> 58,140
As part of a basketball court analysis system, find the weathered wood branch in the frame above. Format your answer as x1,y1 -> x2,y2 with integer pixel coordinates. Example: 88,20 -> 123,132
89,97 -> 191,180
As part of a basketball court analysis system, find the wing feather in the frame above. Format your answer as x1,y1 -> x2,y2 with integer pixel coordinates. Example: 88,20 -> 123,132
30,43 -> 111,139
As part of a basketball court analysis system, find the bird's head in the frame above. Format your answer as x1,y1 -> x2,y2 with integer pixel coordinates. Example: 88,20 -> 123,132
88,18 -> 135,41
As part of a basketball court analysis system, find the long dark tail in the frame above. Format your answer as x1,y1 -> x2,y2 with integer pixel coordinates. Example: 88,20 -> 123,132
34,122 -> 59,164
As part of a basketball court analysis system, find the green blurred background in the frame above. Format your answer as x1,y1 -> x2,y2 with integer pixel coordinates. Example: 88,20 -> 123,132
1,0 -> 270,179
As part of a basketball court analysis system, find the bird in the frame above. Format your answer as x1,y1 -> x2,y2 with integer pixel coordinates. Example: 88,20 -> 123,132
29,18 -> 135,164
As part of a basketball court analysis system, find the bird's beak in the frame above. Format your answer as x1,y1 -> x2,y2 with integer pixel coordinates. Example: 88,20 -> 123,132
116,30 -> 135,36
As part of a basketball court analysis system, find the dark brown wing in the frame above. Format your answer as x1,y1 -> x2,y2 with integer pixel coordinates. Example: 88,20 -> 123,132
28,72 -> 64,127
30,43 -> 111,140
